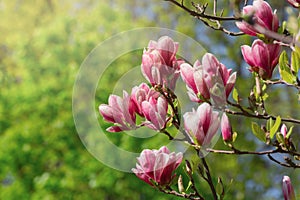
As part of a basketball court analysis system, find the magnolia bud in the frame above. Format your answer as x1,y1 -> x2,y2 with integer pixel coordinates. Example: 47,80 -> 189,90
221,113 -> 232,142
178,175 -> 184,193
281,124 -> 288,138
282,176 -> 296,200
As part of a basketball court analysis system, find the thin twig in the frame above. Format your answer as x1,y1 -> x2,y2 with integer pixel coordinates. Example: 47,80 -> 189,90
267,154 -> 300,168
263,79 -> 300,90
213,0 -> 217,16
201,158 -> 218,200
164,0 -> 242,21
158,186 -> 203,200
254,24 -> 300,48
185,160 -> 203,199
164,0 -> 244,36
206,147 -> 281,155
226,101 -> 300,124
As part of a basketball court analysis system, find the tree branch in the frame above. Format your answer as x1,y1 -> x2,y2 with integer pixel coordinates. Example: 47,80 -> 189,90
164,0 -> 244,36
226,101 -> 300,124
158,186 -> 204,200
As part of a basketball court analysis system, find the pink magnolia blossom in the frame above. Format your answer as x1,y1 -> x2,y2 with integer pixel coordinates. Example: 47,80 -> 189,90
281,124 -> 288,138
132,146 -> 183,186
202,53 -> 237,107
221,113 -> 232,142
99,91 -> 136,132
183,103 -> 220,146
236,0 -> 279,36
130,83 -> 159,116
180,60 -> 210,103
241,39 -> 281,79
282,176 -> 296,200
287,0 -> 300,8
141,36 -> 182,91
141,96 -> 168,131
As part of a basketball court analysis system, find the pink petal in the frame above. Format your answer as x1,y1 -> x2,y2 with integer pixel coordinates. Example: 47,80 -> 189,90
180,63 -> 197,92
197,103 -> 212,134
235,21 -> 257,36
225,72 -> 237,97
241,45 -> 256,67
99,104 -> 114,123
106,126 -> 123,132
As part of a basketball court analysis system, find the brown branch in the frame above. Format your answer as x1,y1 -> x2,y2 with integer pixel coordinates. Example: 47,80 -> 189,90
158,186 -> 204,200
207,146 -> 300,168
226,101 -> 300,124
253,24 -> 300,48
263,79 -> 300,90
165,0 -> 242,21
206,147 -> 281,155
267,154 -> 300,168
164,0 -> 244,36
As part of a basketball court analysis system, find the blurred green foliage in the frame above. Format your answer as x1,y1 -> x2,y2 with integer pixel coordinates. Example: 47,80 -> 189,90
0,0 -> 299,200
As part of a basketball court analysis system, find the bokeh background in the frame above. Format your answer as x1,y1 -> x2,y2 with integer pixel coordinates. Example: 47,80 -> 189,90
0,0 -> 299,199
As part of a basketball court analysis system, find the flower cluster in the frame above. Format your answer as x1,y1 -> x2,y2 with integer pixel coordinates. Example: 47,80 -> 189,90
99,83 -> 169,132
237,0 -> 281,79
99,35 -> 238,187
180,53 -> 236,106
99,0 -> 300,193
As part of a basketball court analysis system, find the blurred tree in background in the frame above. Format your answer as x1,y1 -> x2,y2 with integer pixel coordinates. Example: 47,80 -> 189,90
0,0 -> 299,199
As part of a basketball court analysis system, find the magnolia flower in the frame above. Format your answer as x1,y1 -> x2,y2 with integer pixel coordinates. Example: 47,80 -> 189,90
202,53 -> 237,107
281,124 -> 288,138
130,83 -> 159,116
141,36 -> 182,91
287,0 -> 300,8
236,0 -> 279,36
241,39 -> 281,79
141,96 -> 168,131
282,176 -> 296,200
99,91 -> 136,132
180,60 -> 210,103
183,103 -> 220,146
132,146 -> 183,186
221,113 -> 232,142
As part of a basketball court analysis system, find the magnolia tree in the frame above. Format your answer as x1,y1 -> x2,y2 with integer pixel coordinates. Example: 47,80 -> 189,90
99,0 -> 300,199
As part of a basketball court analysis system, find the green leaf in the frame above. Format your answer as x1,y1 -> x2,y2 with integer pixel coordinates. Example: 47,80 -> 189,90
186,181 -> 192,191
281,70 -> 296,84
291,50 -> 300,74
262,93 -> 269,101
278,21 -> 287,34
286,126 -> 294,139
279,51 -> 297,84
279,51 -> 289,71
251,122 -> 266,142
276,132 -> 285,144
232,132 -> 238,143
267,118 -> 273,131
216,177 -> 224,197
270,116 -> 281,139
232,88 -> 239,103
